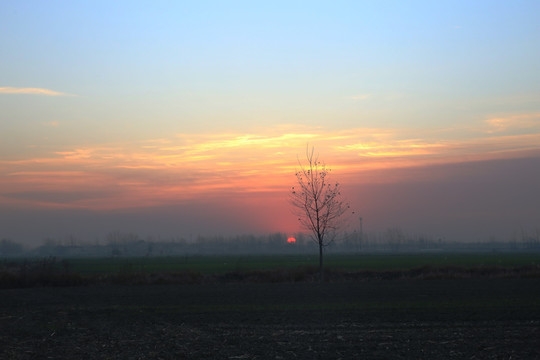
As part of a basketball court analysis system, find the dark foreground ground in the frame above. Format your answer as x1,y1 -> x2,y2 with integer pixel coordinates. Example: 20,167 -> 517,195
1,278 -> 540,359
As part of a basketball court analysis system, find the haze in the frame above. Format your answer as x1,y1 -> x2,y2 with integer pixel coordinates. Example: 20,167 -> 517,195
1,1 -> 539,246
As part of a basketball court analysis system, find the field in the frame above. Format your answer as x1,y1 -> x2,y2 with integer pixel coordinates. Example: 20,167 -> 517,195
64,252 -> 540,275
7,252 -> 540,277
1,253 -> 540,359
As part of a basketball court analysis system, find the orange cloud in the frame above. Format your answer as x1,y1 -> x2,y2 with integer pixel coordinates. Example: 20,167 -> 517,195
484,113 -> 540,133
0,87 -> 75,96
1,122 -> 540,211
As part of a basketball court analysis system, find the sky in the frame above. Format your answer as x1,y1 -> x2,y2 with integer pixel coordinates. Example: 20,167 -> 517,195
1,1 -> 540,246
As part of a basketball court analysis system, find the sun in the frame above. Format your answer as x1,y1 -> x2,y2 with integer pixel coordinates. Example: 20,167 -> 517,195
287,237 -> 296,243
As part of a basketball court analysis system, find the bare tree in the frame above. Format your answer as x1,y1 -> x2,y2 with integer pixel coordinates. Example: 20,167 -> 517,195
291,147 -> 349,280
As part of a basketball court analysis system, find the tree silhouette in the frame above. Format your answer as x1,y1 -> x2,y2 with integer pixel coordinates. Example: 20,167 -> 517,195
291,147 -> 348,280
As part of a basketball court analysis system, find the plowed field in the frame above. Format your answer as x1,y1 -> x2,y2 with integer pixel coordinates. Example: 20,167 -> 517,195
2,279 -> 540,359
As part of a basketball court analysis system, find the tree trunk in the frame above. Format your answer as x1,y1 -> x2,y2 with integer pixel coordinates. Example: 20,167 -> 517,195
319,241 -> 324,282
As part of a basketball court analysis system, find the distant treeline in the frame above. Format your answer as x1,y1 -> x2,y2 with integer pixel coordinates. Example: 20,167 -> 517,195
2,227 -> 540,257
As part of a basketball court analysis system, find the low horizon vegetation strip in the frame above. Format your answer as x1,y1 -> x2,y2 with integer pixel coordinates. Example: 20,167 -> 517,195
2,253 -> 540,275
1,253 -> 540,288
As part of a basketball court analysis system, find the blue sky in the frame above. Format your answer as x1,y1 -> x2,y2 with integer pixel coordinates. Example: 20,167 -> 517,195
1,1 -> 539,244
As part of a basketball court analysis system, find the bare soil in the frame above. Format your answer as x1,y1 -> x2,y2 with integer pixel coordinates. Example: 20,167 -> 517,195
1,279 -> 540,359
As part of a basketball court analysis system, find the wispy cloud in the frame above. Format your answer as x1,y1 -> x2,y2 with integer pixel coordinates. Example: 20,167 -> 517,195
0,87 -> 75,96
43,121 -> 60,127
484,113 -> 540,133
348,94 -> 371,101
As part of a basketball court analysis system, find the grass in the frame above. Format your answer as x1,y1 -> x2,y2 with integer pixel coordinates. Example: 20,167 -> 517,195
63,252 -> 540,275
324,252 -> 540,270
1,252 -> 540,288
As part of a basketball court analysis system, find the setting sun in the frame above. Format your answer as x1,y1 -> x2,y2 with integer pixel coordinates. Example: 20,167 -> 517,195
287,237 -> 296,244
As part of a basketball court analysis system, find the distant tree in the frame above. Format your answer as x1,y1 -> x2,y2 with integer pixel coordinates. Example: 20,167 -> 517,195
0,238 -> 24,256
290,147 -> 349,280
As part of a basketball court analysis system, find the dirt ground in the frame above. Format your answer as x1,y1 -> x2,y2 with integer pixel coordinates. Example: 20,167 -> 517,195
1,279 -> 540,359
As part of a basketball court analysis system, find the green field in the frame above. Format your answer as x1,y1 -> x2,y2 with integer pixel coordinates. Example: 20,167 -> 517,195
50,252 -> 540,276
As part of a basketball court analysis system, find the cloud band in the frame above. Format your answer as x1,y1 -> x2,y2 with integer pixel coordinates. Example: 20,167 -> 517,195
0,87 -> 74,96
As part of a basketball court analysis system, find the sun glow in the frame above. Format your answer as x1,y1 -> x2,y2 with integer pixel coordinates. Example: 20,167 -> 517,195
287,237 -> 296,243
